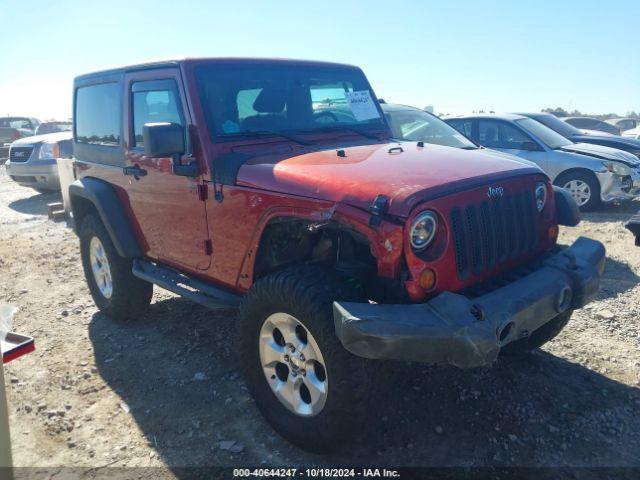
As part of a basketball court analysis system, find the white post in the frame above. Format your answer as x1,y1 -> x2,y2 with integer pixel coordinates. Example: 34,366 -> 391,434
0,362 -> 13,476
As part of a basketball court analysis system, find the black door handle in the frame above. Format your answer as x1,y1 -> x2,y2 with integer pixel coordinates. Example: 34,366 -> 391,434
123,166 -> 148,178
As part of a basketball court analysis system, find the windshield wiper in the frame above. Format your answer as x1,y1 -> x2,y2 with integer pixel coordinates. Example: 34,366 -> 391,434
460,145 -> 480,150
223,130 -> 313,146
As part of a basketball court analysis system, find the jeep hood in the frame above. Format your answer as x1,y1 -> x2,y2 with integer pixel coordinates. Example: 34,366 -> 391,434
236,142 -> 541,218
560,142 -> 640,166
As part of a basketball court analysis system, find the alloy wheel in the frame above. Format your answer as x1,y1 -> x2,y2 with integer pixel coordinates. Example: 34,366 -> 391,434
89,236 -> 113,299
563,179 -> 591,206
259,313 -> 329,416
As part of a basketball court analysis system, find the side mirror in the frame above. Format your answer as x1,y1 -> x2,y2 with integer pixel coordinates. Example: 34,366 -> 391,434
142,122 -> 185,158
521,141 -> 542,151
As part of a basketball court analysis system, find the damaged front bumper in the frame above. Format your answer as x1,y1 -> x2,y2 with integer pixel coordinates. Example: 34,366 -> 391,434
597,170 -> 640,202
333,237 -> 605,368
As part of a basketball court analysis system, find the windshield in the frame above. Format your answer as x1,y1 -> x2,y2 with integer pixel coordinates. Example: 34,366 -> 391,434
195,63 -> 387,141
516,117 -> 573,149
529,114 -> 581,137
0,117 -> 31,129
37,122 -> 72,134
385,108 -> 477,149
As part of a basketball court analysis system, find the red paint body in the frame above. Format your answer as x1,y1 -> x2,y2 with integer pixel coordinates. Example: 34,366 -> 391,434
74,58 -> 558,302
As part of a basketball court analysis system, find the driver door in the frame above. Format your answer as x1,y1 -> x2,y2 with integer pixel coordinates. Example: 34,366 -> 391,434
478,119 -> 549,171
123,69 -> 211,271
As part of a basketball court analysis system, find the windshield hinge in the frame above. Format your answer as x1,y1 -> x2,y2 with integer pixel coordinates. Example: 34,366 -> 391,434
197,184 -> 208,201
369,194 -> 389,227
213,182 -> 223,202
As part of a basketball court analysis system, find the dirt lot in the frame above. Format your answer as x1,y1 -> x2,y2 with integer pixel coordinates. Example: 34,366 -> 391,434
1,165 -> 640,475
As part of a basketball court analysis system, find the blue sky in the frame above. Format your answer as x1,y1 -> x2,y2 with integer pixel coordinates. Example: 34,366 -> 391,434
1,0 -> 638,120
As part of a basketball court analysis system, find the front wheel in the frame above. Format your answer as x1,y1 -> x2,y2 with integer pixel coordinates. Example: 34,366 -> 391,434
237,266 -> 369,452
555,171 -> 601,211
79,214 -> 153,320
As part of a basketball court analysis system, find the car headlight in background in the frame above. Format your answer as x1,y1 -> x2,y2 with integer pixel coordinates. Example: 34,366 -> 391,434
535,182 -> 547,212
602,161 -> 632,176
409,211 -> 438,251
38,142 -> 59,160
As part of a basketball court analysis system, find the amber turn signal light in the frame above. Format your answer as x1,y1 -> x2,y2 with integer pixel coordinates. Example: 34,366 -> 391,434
419,268 -> 436,290
548,225 -> 558,240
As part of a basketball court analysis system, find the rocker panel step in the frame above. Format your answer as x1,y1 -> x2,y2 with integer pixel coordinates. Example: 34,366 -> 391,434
132,259 -> 240,308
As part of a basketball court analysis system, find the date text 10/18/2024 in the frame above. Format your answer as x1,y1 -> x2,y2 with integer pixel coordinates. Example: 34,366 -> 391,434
233,468 -> 401,478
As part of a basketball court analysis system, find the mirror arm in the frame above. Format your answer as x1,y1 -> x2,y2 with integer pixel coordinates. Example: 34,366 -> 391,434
172,154 -> 198,177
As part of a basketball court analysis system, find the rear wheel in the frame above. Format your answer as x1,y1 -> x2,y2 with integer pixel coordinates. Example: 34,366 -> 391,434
501,310 -> 573,356
79,214 -> 153,320
555,171 -> 601,211
237,266 -> 369,452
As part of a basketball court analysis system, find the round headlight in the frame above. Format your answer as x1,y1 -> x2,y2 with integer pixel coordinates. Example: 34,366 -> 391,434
410,211 -> 438,251
535,182 -> 547,212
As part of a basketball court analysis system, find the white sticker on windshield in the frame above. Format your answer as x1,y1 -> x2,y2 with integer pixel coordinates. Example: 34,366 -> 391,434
345,90 -> 381,122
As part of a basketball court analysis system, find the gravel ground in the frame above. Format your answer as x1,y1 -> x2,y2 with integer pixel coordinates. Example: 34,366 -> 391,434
1,165 -> 640,475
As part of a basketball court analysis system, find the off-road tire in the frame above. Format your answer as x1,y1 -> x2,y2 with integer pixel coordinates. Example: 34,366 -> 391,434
79,214 -> 152,320
237,265 -> 368,452
555,171 -> 601,211
501,310 -> 573,356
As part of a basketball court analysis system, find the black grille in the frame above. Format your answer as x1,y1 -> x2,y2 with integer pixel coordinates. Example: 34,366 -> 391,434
9,146 -> 34,163
451,191 -> 538,280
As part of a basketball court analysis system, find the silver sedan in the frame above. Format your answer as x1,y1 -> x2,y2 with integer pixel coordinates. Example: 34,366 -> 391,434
445,113 -> 640,210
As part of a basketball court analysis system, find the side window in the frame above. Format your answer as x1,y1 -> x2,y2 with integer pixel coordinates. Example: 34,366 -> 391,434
618,120 -> 634,131
75,83 -> 121,146
478,120 -> 531,149
448,119 -> 473,137
571,118 -> 592,128
131,80 -> 184,148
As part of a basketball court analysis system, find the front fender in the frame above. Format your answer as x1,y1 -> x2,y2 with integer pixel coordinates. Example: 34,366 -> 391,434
68,177 -> 142,258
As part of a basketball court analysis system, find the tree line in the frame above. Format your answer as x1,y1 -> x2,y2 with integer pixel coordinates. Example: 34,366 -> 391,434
542,107 -> 639,120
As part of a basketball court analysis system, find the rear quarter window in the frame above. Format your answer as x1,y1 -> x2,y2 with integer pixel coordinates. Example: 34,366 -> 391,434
75,83 -> 121,146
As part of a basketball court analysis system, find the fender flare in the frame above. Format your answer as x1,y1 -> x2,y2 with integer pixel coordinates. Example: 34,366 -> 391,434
553,185 -> 581,227
68,177 -> 142,258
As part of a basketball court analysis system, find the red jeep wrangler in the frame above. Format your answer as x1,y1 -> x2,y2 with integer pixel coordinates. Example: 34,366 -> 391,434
69,58 -> 605,452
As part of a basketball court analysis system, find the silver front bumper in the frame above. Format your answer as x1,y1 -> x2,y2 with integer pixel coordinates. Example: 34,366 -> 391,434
5,158 -> 60,190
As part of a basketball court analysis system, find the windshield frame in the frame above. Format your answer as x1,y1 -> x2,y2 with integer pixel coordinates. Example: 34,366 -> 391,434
192,62 -> 390,144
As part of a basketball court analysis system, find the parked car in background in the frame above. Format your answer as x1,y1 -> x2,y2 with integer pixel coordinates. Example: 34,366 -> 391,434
35,121 -> 72,135
445,113 -> 640,210
382,103 -> 479,149
561,116 -> 621,135
383,103 -> 542,170
626,211 -> 640,246
606,118 -> 639,133
519,112 -> 640,158
622,125 -> 640,140
0,117 -> 41,159
5,131 -> 72,192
